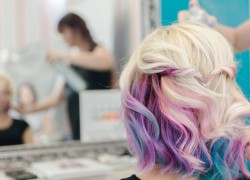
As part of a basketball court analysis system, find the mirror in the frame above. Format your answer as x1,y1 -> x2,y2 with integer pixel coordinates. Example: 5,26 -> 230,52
0,0 -> 150,146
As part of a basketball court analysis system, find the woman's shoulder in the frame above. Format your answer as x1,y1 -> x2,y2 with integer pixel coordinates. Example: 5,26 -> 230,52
92,45 -> 113,57
121,175 -> 140,180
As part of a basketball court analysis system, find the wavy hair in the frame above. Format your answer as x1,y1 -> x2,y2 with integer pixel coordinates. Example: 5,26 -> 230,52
119,23 -> 250,179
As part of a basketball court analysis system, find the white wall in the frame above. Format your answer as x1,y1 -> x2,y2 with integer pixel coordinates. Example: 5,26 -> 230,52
0,0 -> 68,99
0,0 -> 67,51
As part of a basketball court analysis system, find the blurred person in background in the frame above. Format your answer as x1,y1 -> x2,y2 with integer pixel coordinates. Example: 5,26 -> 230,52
17,83 -> 54,144
21,13 -> 115,140
0,74 -> 32,146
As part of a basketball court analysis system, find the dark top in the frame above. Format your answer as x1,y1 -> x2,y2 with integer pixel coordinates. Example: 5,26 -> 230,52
122,174 -> 249,180
0,119 -> 29,146
121,175 -> 140,180
65,44 -> 112,140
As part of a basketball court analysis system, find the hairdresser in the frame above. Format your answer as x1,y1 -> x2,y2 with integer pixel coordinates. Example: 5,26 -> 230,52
21,13 -> 114,140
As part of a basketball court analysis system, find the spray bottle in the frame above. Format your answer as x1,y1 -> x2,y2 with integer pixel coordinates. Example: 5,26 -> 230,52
188,0 -> 210,25
52,62 -> 86,92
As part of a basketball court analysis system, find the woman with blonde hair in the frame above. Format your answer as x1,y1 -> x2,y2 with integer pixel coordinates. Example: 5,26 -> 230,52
120,23 -> 250,180
0,74 -> 32,146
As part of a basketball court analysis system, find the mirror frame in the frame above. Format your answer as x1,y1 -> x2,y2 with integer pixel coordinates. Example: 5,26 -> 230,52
141,0 -> 161,37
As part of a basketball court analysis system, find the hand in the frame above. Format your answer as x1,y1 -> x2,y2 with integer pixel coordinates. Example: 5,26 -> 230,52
178,10 -> 190,22
178,0 -> 200,22
11,105 -> 24,114
46,49 -> 66,64
13,104 -> 37,115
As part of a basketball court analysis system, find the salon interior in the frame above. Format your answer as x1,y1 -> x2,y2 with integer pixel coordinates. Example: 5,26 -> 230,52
0,0 -> 249,180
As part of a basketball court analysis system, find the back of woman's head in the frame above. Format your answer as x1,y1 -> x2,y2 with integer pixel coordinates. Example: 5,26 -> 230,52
120,23 -> 250,179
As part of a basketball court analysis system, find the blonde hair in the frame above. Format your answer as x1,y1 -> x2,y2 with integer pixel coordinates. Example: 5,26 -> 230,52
0,73 -> 14,96
119,23 -> 250,179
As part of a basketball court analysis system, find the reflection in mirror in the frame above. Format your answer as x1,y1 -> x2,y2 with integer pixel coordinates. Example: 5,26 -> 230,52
0,0 -> 145,147
0,73 -> 33,146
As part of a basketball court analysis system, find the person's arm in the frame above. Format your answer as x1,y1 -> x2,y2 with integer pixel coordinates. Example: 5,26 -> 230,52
46,46 -> 115,71
214,20 -> 250,52
179,0 -> 250,52
35,87 -> 64,111
23,85 -> 65,114
22,127 -> 33,144
42,112 -> 54,136
111,70 -> 118,89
